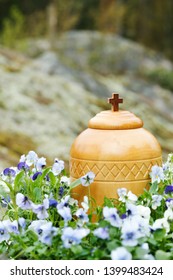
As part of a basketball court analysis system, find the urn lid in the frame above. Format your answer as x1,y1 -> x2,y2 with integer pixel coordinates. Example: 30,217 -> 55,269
88,93 -> 143,130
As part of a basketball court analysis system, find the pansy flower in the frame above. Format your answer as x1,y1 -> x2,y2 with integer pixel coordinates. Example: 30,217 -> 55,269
32,198 -> 49,219
26,151 -> 38,166
103,206 -> 122,227
75,208 -> 89,225
165,185 -> 173,194
117,188 -> 137,203
150,165 -> 164,184
58,207 -> 72,222
52,159 -> 64,175
61,227 -> 90,248
93,227 -> 109,240
80,171 -> 95,186
16,193 -> 33,210
111,247 -> 132,260
17,162 -> 29,171
0,221 -> 10,243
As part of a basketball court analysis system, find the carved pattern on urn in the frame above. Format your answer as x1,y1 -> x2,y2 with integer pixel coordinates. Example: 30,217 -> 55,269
70,157 -> 162,182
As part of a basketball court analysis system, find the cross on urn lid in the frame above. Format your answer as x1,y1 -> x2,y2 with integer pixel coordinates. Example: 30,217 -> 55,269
108,93 -> 123,111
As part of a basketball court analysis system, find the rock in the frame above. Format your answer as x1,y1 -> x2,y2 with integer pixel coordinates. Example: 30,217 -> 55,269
0,31 -> 172,170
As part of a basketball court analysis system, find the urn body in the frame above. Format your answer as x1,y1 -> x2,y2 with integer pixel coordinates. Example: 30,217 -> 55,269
70,110 -> 162,205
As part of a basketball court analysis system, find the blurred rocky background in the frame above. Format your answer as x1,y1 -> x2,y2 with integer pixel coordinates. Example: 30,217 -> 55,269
0,0 -> 172,170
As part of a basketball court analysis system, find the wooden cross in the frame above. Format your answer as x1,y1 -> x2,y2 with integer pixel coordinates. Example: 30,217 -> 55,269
108,93 -> 123,111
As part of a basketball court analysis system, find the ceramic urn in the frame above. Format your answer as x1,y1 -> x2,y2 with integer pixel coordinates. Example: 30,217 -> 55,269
70,93 -> 162,205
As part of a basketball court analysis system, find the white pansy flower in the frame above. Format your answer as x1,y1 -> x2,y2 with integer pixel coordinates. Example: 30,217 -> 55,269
117,188 -> 137,203
61,227 -> 90,248
136,205 -> 151,220
16,193 -> 32,210
26,151 -> 38,166
18,218 -> 26,229
143,254 -> 155,260
152,218 -> 170,233
162,162 -> 170,172
121,219 -> 141,246
150,165 -> 164,184
58,207 -> 72,222
38,222 -> 57,246
81,196 -> 89,212
32,198 -> 49,219
134,215 -> 150,237
151,195 -> 163,210
166,199 -> 173,209
52,159 -> 64,175
75,208 -> 89,225
103,207 -> 122,227
60,176 -> 70,186
0,221 -> 10,243
29,220 -> 57,246
20,154 -> 26,162
111,247 -> 132,260
69,197 -> 78,207
3,220 -> 19,234
93,227 -> 109,240
36,157 -> 46,171
80,172 -> 95,186
164,208 -> 173,220
57,195 -> 70,210
141,243 -> 149,250
126,203 -> 138,218
28,220 -> 48,234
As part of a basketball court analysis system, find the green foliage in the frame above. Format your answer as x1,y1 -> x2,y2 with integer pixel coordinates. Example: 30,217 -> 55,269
147,68 -> 173,92
0,6 -> 26,48
0,1 -> 172,60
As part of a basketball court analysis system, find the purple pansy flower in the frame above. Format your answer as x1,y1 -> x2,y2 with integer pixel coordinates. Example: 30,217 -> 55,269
121,213 -> 127,219
49,199 -> 58,207
3,168 -> 16,177
32,172 -> 42,181
17,162 -> 29,171
59,186 -> 64,197
166,198 -> 173,203
165,185 -> 173,194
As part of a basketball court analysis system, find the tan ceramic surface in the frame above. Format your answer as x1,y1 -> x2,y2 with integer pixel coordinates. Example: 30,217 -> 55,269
70,99 -> 162,206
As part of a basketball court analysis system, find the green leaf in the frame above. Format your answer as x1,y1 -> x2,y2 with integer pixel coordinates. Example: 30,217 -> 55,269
25,246 -> 36,253
71,245 -> 83,255
135,247 -> 148,259
0,181 -> 9,198
14,171 -> 25,191
107,240 -> 118,251
155,250 -> 171,260
33,187 -> 42,201
48,171 -> 56,186
70,178 -> 81,189
40,167 -> 51,181
1,180 -> 13,193
103,197 -> 114,207
26,230 -> 38,242
37,247 -> 47,255
153,228 -> 166,241
149,181 -> 158,194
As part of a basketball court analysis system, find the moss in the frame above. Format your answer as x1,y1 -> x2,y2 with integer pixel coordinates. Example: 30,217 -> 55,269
146,68 -> 173,92
0,131 -> 37,165
33,93 -> 53,105
88,96 -> 109,110
0,100 -> 6,109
